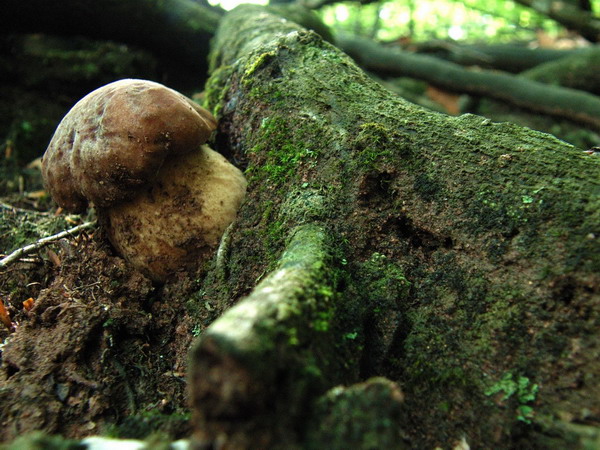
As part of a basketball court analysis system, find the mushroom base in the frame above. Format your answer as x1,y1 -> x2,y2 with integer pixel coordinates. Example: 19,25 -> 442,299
105,145 -> 247,282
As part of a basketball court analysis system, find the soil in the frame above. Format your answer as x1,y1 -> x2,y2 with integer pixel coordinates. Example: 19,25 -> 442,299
0,221 -> 206,441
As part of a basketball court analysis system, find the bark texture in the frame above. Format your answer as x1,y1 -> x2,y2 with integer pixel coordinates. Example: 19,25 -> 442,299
187,5 -> 600,448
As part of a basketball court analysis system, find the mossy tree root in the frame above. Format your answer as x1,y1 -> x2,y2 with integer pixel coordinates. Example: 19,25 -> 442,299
338,33 -> 600,130
189,224 -> 347,448
194,4 -> 600,448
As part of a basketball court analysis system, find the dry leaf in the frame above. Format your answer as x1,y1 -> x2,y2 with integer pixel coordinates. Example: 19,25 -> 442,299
0,298 -> 13,331
23,298 -> 35,312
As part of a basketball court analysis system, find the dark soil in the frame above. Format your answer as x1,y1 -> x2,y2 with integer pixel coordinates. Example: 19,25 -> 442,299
0,224 -> 205,441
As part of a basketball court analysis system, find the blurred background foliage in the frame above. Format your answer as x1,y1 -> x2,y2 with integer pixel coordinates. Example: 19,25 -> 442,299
211,0 -> 595,45
319,0 -> 586,42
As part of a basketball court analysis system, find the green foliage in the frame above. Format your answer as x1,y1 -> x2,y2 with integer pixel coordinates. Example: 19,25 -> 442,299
320,0 -> 585,42
485,372 -> 539,423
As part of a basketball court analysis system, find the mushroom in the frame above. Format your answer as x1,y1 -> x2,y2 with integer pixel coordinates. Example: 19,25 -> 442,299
41,79 -> 247,282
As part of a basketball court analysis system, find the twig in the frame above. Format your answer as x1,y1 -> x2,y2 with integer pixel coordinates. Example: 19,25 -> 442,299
0,202 -> 50,215
0,221 -> 96,269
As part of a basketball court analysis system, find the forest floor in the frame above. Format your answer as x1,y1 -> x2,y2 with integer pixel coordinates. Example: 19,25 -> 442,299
0,178 -> 209,442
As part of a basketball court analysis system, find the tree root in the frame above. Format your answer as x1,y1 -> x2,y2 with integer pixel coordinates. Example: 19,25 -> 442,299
189,223 -> 344,448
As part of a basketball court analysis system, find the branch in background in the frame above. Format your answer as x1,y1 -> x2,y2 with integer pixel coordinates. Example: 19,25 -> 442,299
301,0 -> 378,10
409,41 -> 588,73
514,0 -> 600,42
0,221 -> 96,269
522,46 -> 600,95
338,33 -> 600,130
0,0 -> 221,74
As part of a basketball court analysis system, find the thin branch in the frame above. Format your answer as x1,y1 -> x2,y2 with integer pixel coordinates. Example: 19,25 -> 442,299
0,221 -> 96,269
0,202 -> 50,215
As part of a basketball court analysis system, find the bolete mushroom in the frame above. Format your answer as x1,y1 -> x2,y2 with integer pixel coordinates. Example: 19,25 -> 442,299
42,79 -> 247,282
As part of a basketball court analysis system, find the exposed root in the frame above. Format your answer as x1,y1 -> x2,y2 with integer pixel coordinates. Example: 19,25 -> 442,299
189,223 -> 340,447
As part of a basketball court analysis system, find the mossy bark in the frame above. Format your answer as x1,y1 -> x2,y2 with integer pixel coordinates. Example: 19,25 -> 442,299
190,224 -> 350,447
190,5 -> 600,448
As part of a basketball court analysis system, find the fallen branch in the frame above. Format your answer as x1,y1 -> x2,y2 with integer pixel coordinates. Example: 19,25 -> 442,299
338,33 -> 600,130
0,221 -> 96,269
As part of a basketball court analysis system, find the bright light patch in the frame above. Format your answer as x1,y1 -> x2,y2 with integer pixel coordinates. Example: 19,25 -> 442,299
209,0 -> 267,11
448,25 -> 465,40
335,5 -> 350,22
379,4 -> 392,21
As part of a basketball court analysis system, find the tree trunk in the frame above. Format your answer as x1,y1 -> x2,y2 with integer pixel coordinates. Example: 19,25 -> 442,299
187,5 -> 600,449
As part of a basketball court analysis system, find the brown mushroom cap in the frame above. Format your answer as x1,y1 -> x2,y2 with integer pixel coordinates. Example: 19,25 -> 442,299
42,79 -> 217,212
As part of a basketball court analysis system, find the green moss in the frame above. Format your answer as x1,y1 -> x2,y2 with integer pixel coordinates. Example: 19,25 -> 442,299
354,123 -> 395,169
307,378 -> 407,450
361,252 -> 410,303
243,51 -> 276,85
266,219 -> 286,252
106,410 -> 191,440
204,64 -> 235,117
413,173 -> 442,202
280,189 -> 327,224
247,117 -> 320,186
